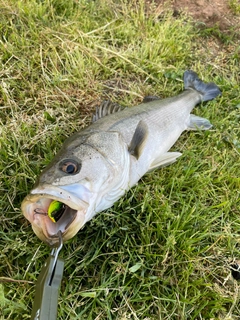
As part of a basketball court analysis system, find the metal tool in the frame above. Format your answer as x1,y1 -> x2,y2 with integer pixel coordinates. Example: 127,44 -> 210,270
31,231 -> 64,320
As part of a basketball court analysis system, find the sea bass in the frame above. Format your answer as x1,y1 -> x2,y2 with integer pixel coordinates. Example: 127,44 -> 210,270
21,71 -> 221,245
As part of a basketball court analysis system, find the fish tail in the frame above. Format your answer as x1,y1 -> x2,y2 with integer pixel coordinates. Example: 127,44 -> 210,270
183,70 -> 221,102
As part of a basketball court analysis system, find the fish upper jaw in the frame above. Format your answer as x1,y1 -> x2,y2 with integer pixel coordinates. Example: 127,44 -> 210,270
21,184 -> 91,245
31,184 -> 91,208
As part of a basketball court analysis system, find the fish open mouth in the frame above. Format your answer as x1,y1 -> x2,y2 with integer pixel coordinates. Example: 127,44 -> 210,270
21,186 -> 89,245
33,198 -> 77,231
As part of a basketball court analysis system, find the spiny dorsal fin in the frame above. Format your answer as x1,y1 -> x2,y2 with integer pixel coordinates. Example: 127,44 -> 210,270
128,120 -> 149,159
142,95 -> 161,103
92,100 -> 124,123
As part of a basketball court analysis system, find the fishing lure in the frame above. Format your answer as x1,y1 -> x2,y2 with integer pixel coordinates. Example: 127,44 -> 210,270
47,201 -> 66,223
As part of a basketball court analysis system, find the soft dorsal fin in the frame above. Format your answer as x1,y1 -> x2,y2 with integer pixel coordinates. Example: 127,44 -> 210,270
92,100 -> 124,123
142,95 -> 161,103
128,120 -> 149,159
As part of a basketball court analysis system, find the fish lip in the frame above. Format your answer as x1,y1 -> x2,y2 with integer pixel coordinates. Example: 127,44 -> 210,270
29,184 -> 89,209
21,185 -> 89,244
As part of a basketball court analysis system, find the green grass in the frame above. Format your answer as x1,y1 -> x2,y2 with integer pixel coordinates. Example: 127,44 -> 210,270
229,0 -> 240,15
0,0 -> 240,319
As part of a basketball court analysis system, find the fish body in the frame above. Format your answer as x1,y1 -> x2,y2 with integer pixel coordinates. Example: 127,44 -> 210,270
21,71 -> 221,245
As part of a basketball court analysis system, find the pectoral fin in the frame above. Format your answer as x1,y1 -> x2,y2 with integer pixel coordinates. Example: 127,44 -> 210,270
187,114 -> 212,130
148,152 -> 182,171
128,120 -> 149,159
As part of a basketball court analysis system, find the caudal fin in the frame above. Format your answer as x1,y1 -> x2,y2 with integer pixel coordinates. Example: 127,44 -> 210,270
184,70 -> 221,102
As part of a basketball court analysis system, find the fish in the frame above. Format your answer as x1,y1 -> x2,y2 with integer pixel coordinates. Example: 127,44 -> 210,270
21,70 -> 221,246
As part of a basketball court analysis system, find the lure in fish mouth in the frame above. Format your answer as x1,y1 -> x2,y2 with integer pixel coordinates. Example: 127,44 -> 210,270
22,71 -> 221,245
47,200 -> 67,223
21,185 -> 90,245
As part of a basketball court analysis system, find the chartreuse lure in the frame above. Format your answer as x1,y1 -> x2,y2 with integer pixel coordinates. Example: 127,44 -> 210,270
48,200 -> 65,223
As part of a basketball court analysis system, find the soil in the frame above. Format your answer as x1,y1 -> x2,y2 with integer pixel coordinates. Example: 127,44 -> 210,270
154,0 -> 240,32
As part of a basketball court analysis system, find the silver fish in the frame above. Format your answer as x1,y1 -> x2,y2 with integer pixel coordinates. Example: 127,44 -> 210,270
21,71 -> 221,245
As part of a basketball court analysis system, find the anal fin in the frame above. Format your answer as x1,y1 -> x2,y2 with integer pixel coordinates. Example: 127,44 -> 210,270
187,114 -> 212,130
148,152 -> 182,171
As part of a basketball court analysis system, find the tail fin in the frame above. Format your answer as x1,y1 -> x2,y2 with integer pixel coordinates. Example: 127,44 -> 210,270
183,70 -> 221,102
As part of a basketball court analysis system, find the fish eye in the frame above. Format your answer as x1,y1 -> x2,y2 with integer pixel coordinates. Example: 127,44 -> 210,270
59,159 -> 80,174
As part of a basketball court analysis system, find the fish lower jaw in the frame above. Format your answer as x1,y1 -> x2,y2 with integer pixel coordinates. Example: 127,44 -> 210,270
33,205 -> 86,245
39,208 -> 86,245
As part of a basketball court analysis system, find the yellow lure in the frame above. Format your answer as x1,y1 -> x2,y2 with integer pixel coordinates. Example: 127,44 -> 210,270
48,200 -> 65,223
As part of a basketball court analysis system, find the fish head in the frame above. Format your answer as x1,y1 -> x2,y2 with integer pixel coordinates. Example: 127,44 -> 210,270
21,131 -> 129,245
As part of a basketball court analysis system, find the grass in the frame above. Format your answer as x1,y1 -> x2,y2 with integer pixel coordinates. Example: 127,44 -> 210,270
0,0 -> 240,319
229,0 -> 240,15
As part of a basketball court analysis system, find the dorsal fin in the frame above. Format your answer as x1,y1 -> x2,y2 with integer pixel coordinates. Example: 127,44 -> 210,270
92,100 -> 124,123
142,95 -> 161,103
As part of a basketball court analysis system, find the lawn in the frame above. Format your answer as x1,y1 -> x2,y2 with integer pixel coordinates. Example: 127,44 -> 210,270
0,0 -> 240,319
